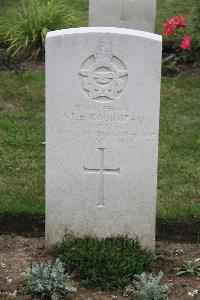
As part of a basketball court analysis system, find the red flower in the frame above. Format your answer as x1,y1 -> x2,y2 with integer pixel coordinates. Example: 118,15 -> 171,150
170,16 -> 180,27
163,28 -> 174,37
163,21 -> 176,33
162,16 -> 187,37
179,17 -> 186,29
180,35 -> 192,51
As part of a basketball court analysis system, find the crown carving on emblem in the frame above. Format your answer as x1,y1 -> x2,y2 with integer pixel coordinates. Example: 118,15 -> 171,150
94,40 -> 112,64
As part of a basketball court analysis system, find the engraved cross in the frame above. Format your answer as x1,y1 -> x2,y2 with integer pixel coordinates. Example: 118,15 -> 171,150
83,148 -> 120,207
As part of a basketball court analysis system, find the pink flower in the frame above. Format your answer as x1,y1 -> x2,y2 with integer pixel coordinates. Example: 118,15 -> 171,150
180,35 -> 192,51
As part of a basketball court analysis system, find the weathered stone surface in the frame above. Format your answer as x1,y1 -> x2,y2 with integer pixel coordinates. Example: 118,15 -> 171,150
89,0 -> 157,32
45,28 -> 162,251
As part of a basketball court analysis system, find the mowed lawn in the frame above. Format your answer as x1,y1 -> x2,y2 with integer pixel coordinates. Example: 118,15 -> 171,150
0,70 -> 45,215
0,0 -> 200,223
158,75 -> 200,222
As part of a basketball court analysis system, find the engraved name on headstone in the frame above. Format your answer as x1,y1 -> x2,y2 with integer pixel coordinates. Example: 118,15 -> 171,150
89,0 -> 157,33
46,28 -> 162,251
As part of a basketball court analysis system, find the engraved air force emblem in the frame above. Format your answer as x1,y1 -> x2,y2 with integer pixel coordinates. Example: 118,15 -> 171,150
79,40 -> 128,102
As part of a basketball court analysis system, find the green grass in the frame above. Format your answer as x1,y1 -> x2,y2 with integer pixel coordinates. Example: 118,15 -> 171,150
65,0 -> 88,27
158,75 -> 200,222
0,69 -> 199,223
51,236 -> 153,290
0,0 -> 19,11
0,70 -> 45,215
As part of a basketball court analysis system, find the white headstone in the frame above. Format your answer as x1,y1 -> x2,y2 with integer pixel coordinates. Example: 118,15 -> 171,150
89,0 -> 157,33
46,27 -> 162,251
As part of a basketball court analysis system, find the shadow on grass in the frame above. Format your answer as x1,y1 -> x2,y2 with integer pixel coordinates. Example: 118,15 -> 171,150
0,214 -> 199,242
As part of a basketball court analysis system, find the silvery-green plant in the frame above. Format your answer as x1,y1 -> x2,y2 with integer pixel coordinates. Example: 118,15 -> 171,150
23,258 -> 76,300
125,272 -> 172,300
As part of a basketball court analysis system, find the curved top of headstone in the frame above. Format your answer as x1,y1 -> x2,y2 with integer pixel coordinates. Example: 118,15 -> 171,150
46,27 -> 162,42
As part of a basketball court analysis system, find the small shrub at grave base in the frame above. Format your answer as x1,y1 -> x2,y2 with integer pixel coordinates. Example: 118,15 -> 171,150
22,258 -> 77,300
51,236 -> 154,290
125,272 -> 172,300
2,0 -> 76,60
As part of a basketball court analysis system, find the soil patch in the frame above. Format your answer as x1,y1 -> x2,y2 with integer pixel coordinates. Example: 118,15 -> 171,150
0,235 -> 200,299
